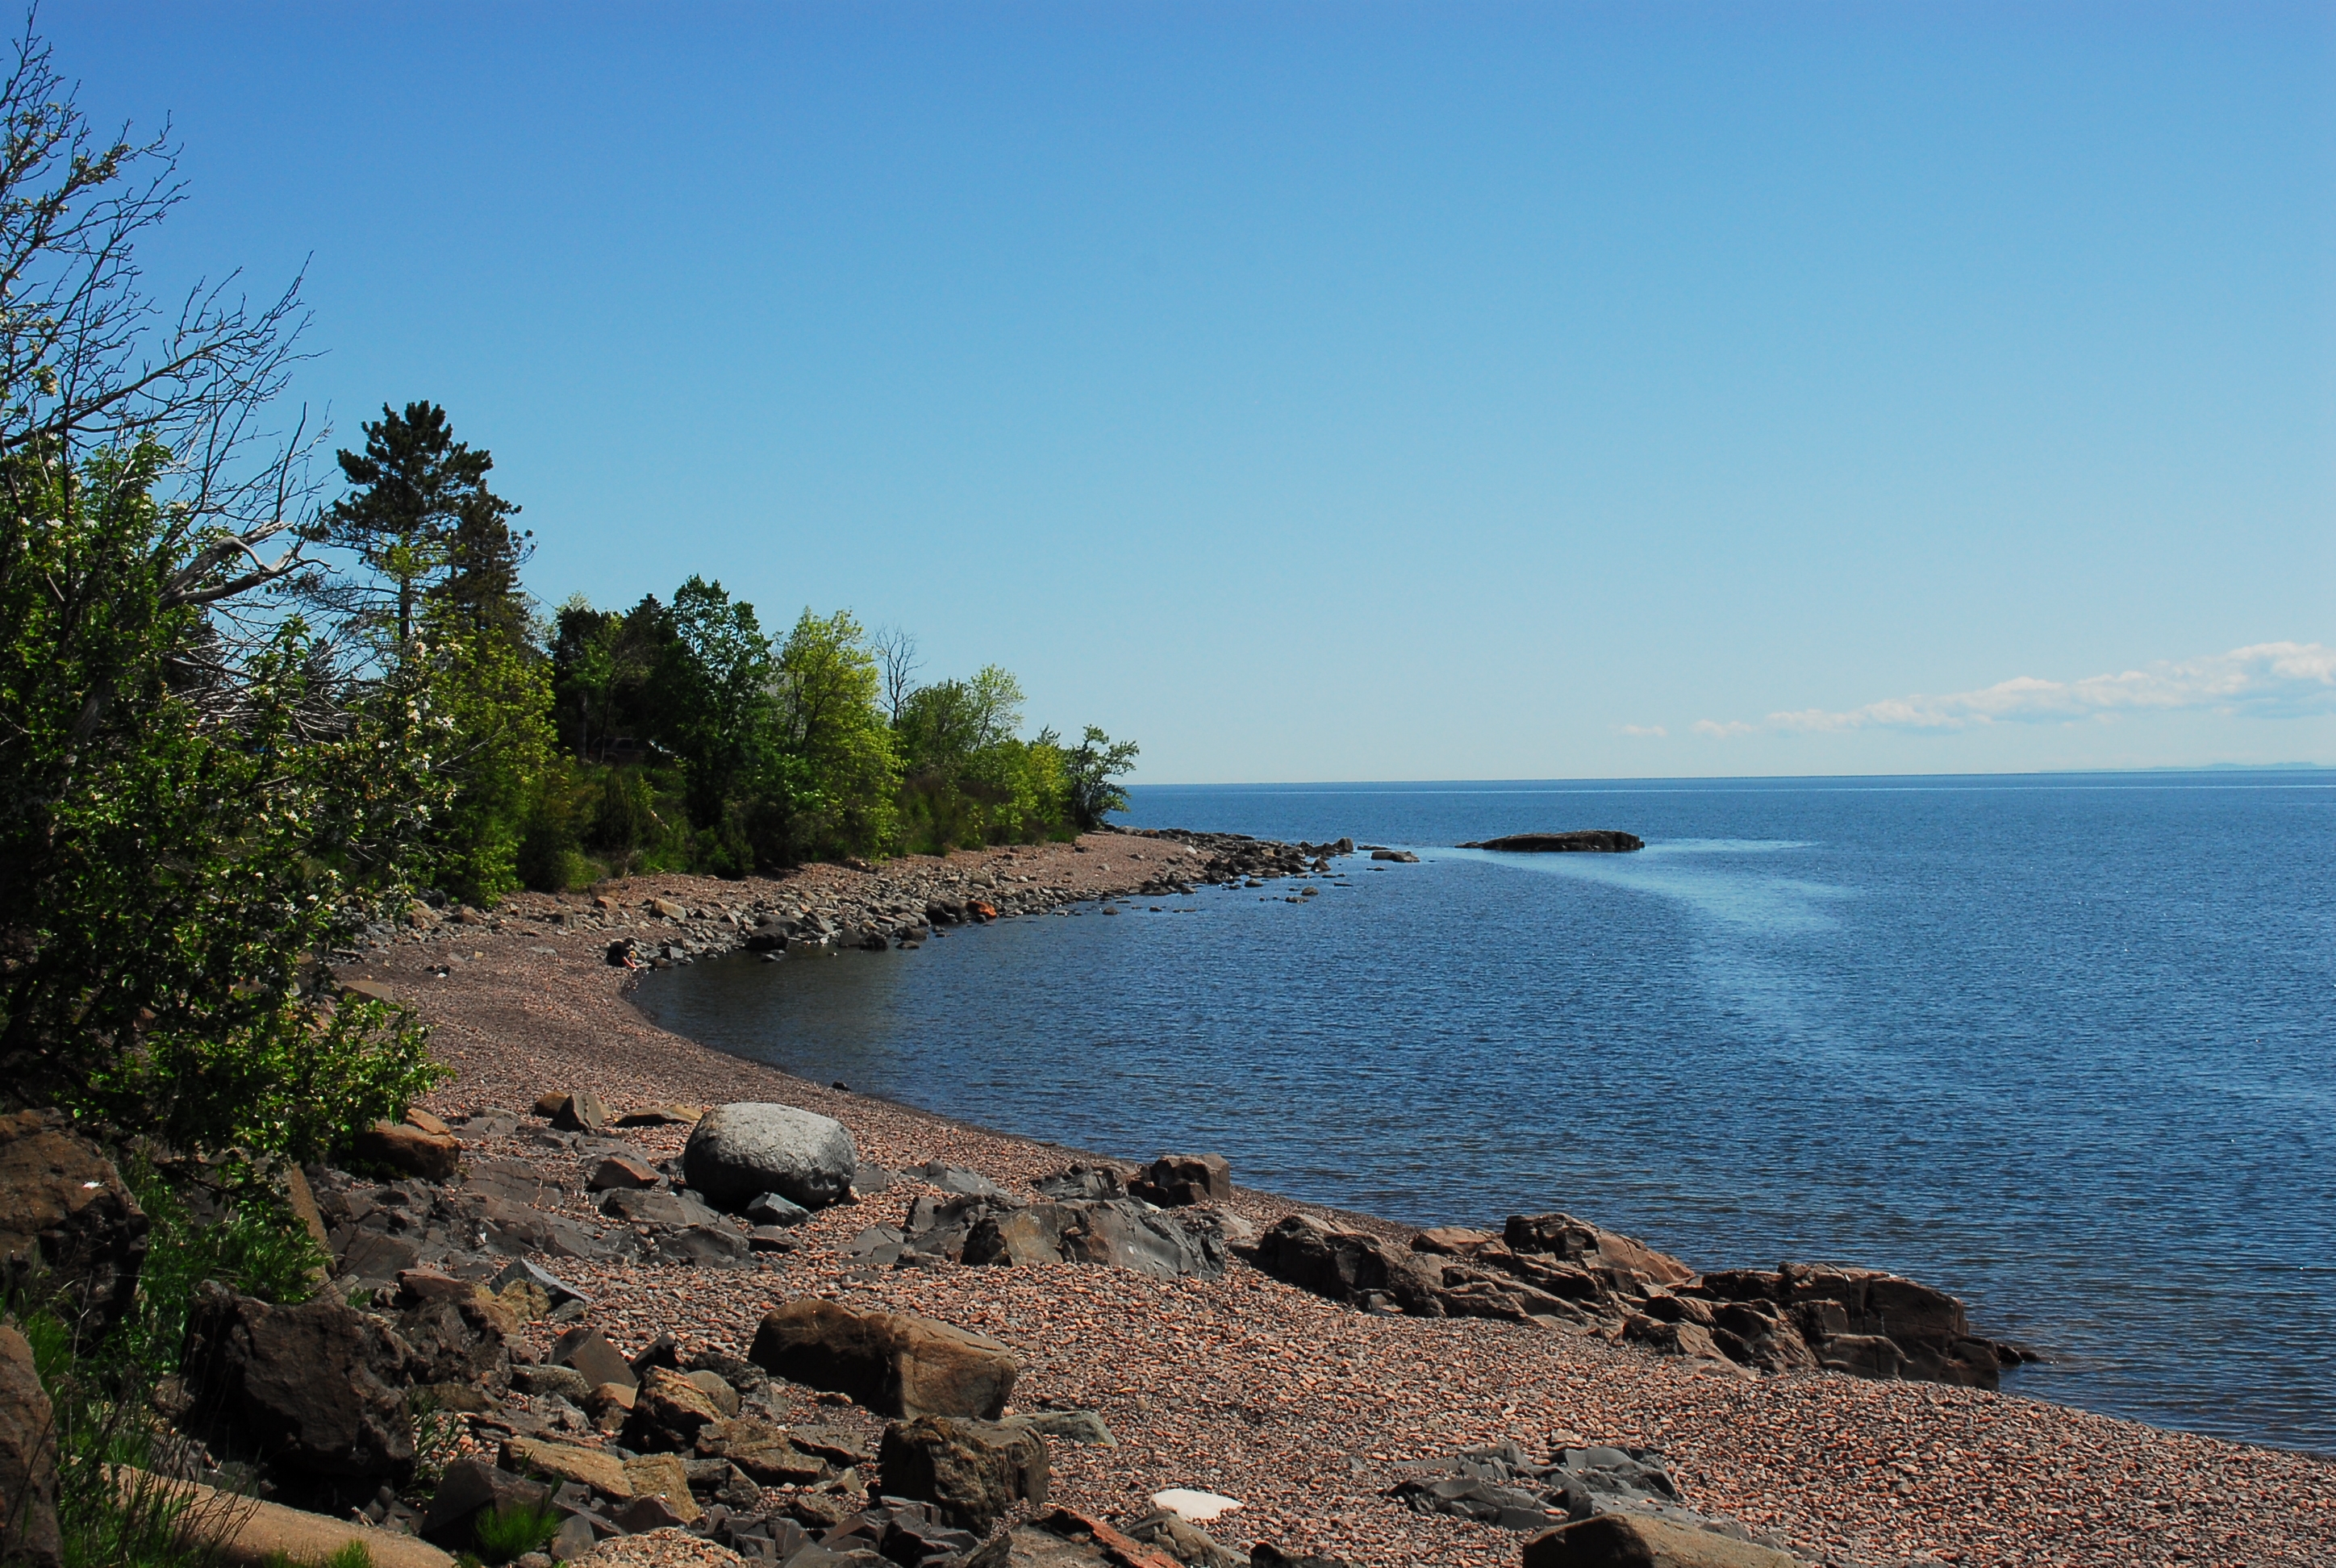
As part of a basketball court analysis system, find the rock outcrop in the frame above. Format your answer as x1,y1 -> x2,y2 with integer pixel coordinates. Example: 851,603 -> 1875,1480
681,1103 -> 857,1210
1458,831 -> 1645,853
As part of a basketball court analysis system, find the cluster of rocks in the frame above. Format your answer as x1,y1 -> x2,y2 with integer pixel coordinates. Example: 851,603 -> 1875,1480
1250,1211 -> 2036,1390
1388,1440 -> 1787,1551
1117,831 -> 1356,895
846,1155 -> 1254,1283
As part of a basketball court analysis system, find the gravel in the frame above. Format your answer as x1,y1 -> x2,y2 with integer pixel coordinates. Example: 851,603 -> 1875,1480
347,839 -> 2336,1568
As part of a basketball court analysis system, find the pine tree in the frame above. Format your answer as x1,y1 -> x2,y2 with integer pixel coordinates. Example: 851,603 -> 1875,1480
315,401 -> 530,652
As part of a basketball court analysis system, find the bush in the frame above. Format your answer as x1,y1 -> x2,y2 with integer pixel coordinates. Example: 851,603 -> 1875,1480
469,1499 -> 560,1562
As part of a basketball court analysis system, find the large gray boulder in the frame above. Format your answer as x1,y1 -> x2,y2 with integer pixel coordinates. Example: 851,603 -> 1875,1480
682,1103 -> 857,1210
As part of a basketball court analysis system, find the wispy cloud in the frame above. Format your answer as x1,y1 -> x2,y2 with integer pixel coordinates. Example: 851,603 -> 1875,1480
1696,642 -> 2336,737
1621,724 -> 1668,738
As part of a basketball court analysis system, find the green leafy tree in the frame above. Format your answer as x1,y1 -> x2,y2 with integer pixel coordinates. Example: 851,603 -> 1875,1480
0,26 -> 445,1155
760,608 -> 897,862
419,601 -> 557,905
1064,725 -> 1140,830
661,577 -> 774,829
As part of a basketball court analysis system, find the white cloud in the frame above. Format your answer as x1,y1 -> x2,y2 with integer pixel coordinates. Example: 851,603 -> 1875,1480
1621,724 -> 1668,738
1752,642 -> 2336,735
1693,719 -> 1756,738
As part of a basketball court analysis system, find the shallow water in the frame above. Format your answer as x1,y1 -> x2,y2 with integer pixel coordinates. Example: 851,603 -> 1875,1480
634,772 -> 2336,1453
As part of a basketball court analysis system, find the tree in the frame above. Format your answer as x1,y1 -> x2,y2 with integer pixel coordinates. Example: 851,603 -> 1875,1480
761,608 -> 897,862
871,624 -> 920,725
661,577 -> 774,829
308,400 -> 528,653
1064,726 -> 1140,830
0,23 -> 445,1153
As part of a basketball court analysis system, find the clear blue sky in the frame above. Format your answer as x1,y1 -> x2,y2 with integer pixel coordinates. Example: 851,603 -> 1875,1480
52,2 -> 2335,782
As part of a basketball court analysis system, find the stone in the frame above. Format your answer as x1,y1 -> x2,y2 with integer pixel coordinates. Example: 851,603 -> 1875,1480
1006,1408 -> 1116,1447
500,1436 -> 632,1499
1012,1509 -> 1183,1568
599,1188 -> 722,1228
748,1297 -> 1018,1419
181,1284 -> 413,1482
0,1324 -> 60,1568
1250,1214 -> 1445,1316
682,1103 -> 857,1211
354,1120 -> 461,1182
1150,1488 -> 1241,1524
1520,1513 -> 1798,1568
624,1366 -> 727,1450
1128,1154 -> 1230,1207
1369,849 -> 1419,862
549,1093 -> 611,1134
394,1295 -> 514,1390
1504,1214 -> 1697,1288
620,1453 -> 701,1522
495,1259 -> 591,1312
1028,1165 -> 1129,1202
876,1416 -> 1049,1533
615,1105 -> 702,1128
553,1326 -> 638,1392
1458,831 -> 1645,853
1120,1511 -> 1245,1568
649,897 -> 686,920
548,1513 -> 599,1562
587,1156 -> 661,1192
512,1364 -> 594,1403
964,1200 -> 1221,1280
0,1109 -> 150,1339
681,1369 -> 740,1416
405,1107 -> 453,1137
912,1161 -> 1003,1198
744,1191 -> 811,1228
420,1457 -> 551,1543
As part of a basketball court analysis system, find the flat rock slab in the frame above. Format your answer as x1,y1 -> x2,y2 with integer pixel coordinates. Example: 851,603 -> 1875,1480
1521,1512 -> 1799,1568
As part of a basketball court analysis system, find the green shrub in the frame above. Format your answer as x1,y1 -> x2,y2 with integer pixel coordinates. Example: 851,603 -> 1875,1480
469,1499 -> 561,1562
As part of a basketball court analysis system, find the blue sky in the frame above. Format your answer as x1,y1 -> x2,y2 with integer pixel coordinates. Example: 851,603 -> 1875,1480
51,2 -> 2334,782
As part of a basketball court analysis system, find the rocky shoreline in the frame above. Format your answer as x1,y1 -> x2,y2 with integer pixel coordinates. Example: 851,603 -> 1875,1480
306,830 -> 2335,1566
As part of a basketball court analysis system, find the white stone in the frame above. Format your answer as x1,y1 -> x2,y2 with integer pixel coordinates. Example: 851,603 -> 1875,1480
1151,1489 -> 1242,1524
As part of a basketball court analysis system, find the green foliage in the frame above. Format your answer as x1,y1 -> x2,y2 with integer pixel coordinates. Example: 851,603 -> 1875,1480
469,1499 -> 561,1562
755,607 -> 898,864
661,577 -> 774,828
1065,725 -> 1141,830
261,1544 -> 376,1568
0,442 -> 448,1158
415,601 -> 557,907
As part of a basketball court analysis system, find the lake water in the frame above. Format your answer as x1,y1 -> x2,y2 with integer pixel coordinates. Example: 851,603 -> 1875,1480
633,772 -> 2336,1453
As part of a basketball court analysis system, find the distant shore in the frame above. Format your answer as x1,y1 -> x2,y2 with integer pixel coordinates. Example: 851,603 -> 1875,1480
348,833 -> 2336,1566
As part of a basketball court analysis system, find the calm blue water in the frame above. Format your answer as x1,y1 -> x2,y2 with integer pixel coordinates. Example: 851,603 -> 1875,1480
635,773 -> 2336,1453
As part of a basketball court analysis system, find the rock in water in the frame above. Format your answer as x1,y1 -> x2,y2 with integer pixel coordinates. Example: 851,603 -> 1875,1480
1458,831 -> 1644,853
877,1416 -> 1049,1533
0,1324 -> 60,1568
682,1103 -> 857,1210
747,1297 -> 1018,1419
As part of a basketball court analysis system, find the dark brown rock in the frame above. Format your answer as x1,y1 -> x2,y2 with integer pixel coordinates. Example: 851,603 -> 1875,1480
419,1457 -> 549,1545
586,1155 -> 659,1191
876,1415 -> 1049,1533
0,1324 -> 60,1568
0,1109 -> 149,1339
1251,1214 -> 1446,1316
747,1296 -> 1017,1419
181,1284 -> 414,1483
1129,1153 -> 1230,1207
549,1092 -> 611,1133
352,1120 -> 460,1182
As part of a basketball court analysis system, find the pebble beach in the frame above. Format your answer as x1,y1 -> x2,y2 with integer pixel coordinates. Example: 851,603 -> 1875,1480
352,835 -> 2336,1568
